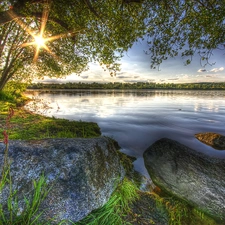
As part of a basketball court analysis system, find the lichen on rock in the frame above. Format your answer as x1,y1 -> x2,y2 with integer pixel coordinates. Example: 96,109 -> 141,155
195,132 -> 225,150
143,138 -> 225,221
0,137 -> 125,224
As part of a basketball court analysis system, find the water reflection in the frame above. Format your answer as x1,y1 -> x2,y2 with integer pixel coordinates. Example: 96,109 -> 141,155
25,89 -> 225,177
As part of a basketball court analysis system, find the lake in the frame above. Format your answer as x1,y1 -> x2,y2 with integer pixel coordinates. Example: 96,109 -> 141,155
25,89 -> 225,178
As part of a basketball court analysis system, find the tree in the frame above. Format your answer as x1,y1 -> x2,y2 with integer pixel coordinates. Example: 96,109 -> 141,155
0,0 -> 148,90
0,18 -> 88,90
2,1 -> 224,64
0,0 -> 144,25
144,0 -> 225,68
0,20 -> 31,90
0,0 -> 225,90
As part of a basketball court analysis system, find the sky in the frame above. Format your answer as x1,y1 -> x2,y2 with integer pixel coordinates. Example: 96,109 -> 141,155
42,40 -> 225,84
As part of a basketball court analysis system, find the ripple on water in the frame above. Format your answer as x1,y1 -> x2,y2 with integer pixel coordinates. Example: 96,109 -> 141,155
25,89 -> 225,177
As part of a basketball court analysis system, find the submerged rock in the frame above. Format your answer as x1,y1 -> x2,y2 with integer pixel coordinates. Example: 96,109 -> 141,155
0,137 -> 125,224
143,138 -> 225,221
195,132 -> 225,150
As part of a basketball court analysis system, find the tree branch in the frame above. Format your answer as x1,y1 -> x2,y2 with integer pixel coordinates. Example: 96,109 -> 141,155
82,0 -> 101,18
123,0 -> 143,3
0,10 -> 16,25
0,9 -> 80,35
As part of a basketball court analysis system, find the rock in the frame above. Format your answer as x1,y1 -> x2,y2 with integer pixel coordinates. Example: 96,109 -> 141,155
195,132 -> 225,150
143,138 -> 225,221
0,137 -> 125,224
126,191 -> 169,225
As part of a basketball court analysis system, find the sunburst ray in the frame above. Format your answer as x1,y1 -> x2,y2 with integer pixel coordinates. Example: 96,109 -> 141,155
7,0 -> 75,63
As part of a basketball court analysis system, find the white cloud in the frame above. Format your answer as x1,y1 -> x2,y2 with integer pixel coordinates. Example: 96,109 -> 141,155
210,67 -> 224,72
182,74 -> 189,79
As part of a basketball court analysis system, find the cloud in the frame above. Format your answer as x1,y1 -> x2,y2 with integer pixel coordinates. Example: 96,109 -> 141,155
197,69 -> 207,72
80,75 -> 89,79
210,67 -> 224,72
168,78 -> 179,80
126,79 -> 149,83
116,72 -> 126,76
41,78 -> 62,83
181,74 -> 189,79
117,75 -> 133,79
116,74 -> 140,79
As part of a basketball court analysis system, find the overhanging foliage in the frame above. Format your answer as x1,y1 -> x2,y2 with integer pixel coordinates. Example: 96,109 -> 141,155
0,0 -> 224,90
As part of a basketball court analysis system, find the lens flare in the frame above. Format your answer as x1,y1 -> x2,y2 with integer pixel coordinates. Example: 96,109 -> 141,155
34,35 -> 46,47
8,1 -> 76,63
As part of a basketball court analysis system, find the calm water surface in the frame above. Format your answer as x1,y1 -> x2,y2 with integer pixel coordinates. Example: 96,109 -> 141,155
25,89 -> 225,177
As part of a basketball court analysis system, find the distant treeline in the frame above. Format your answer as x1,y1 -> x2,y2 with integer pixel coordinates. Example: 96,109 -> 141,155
27,82 -> 225,90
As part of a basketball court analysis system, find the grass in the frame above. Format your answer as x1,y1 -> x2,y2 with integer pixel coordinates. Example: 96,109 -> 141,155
0,174 -> 50,225
0,91 -> 28,107
0,91 -> 15,102
74,177 -> 139,225
149,188 -> 220,225
150,191 -> 189,225
0,99 -> 101,141
74,174 -> 217,225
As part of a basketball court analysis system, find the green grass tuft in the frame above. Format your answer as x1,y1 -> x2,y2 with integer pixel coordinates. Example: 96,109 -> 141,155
149,188 -> 221,225
0,170 -> 50,225
0,91 -> 15,102
74,177 -> 139,225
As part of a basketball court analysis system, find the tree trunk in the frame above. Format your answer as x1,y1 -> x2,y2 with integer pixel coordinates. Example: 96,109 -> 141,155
0,65 -> 15,91
0,77 -> 8,91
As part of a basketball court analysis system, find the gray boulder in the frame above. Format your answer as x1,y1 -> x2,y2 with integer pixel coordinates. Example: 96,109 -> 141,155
143,138 -> 225,221
0,137 -> 125,224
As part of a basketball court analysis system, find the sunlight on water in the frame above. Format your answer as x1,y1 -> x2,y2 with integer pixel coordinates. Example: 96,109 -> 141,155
25,89 -> 225,177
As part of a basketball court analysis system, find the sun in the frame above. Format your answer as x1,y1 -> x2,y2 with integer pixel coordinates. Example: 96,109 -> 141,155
12,1 -> 74,62
34,35 -> 46,48
12,1 -> 52,62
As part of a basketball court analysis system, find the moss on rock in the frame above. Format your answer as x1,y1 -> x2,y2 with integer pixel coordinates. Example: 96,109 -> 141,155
195,132 -> 225,150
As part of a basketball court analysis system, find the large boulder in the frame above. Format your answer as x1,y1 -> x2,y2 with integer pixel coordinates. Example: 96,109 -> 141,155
0,137 -> 125,224
143,138 -> 225,221
195,132 -> 225,150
